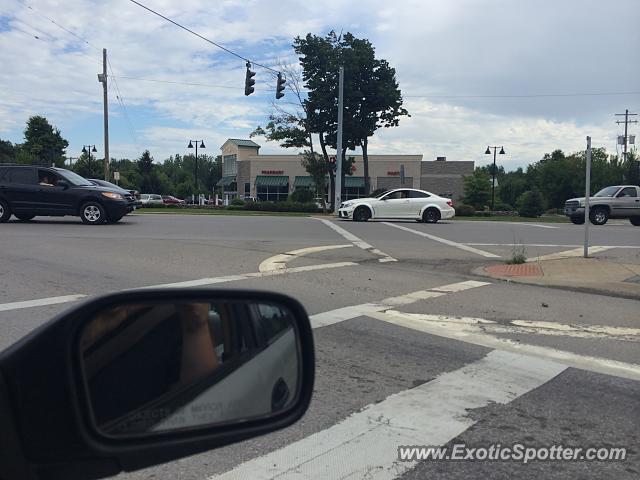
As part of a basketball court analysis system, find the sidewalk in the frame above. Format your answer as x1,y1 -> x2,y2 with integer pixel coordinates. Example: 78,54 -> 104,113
477,257 -> 640,300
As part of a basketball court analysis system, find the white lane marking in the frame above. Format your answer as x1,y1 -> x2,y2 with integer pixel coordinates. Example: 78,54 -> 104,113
370,310 -> 640,382
316,218 -> 397,262
430,279 -> 492,292
382,222 -> 501,258
310,303 -> 387,328
258,244 -> 352,272
526,246 -> 614,262
0,294 -> 87,312
211,350 -> 566,480
466,243 -> 640,249
309,280 -> 491,328
142,262 -> 359,289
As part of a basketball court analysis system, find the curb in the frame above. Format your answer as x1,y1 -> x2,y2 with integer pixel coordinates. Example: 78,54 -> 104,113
473,265 -> 640,301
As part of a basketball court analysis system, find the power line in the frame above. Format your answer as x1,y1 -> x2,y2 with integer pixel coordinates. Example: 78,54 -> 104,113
128,0 -> 280,74
405,91 -> 640,99
17,0 -> 101,52
111,75 -> 270,91
107,59 -> 140,148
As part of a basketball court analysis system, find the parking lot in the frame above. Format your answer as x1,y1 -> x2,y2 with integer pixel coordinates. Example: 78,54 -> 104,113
1,213 -> 639,479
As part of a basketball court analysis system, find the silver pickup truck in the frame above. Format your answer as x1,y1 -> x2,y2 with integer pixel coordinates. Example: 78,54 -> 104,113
564,185 -> 640,226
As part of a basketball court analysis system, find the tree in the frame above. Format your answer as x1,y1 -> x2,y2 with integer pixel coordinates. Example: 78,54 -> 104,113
73,152 -> 103,178
0,139 -> 15,163
336,33 -> 409,194
22,116 -> 69,166
517,189 -> 545,217
137,150 -> 158,193
462,169 -> 492,209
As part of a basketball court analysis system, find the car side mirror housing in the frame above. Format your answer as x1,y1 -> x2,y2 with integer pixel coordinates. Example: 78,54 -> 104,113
0,289 -> 314,480
58,180 -> 70,189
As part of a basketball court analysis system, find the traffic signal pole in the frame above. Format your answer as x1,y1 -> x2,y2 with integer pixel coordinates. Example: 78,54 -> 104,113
334,66 -> 344,215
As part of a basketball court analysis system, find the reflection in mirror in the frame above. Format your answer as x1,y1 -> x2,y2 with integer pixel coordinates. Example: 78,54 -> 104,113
79,299 -> 300,437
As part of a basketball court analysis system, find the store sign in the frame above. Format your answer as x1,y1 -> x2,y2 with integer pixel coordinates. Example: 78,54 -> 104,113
261,170 -> 284,175
387,171 -> 400,176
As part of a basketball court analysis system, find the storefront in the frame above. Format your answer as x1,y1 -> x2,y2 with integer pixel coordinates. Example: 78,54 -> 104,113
218,138 -> 473,202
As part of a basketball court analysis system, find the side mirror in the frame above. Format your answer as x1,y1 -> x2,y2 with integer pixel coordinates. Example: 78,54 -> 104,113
0,289 -> 314,480
58,180 -> 70,189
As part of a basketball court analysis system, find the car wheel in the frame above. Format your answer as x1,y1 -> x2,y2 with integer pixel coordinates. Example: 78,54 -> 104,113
0,199 -> 11,223
589,207 -> 608,226
80,202 -> 106,225
15,214 -> 36,222
630,216 -> 640,227
422,207 -> 441,224
352,206 -> 371,222
570,215 -> 585,225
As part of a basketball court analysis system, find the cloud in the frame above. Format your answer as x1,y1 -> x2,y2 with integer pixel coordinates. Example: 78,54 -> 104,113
1,0 -> 638,168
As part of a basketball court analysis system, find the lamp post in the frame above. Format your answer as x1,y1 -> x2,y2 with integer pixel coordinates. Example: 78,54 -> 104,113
484,145 -> 505,210
81,145 -> 98,176
187,140 -> 206,196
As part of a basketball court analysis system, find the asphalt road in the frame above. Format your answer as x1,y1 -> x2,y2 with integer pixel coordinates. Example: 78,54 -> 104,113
0,213 -> 638,479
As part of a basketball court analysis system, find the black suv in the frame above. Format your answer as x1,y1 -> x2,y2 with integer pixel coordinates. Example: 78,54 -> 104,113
0,165 -> 134,225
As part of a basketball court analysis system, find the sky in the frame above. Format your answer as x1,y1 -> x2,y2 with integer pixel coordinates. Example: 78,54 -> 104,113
1,0 -> 639,171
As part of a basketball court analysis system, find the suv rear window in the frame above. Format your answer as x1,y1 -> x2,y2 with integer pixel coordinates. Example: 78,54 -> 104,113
9,168 -> 36,185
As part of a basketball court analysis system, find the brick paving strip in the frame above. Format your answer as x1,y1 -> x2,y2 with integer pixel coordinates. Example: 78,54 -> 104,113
484,263 -> 543,277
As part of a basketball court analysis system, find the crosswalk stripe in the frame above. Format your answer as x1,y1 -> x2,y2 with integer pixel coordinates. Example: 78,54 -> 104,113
0,294 -> 87,312
382,222 -> 501,258
210,351 -> 566,480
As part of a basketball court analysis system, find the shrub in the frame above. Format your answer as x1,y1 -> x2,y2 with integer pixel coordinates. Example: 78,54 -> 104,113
455,204 -> 476,216
230,198 -> 245,206
505,243 -> 527,264
493,201 -> 514,212
290,188 -> 315,203
243,201 -> 321,213
517,190 -> 545,217
225,205 -> 245,211
474,211 -> 492,217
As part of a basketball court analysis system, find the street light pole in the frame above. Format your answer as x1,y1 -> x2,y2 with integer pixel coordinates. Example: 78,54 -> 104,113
82,145 -> 97,176
334,65 -> 344,214
485,146 -> 505,210
187,140 -> 206,199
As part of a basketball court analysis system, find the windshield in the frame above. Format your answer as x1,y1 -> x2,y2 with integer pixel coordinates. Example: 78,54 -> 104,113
57,169 -> 93,186
594,186 -> 620,197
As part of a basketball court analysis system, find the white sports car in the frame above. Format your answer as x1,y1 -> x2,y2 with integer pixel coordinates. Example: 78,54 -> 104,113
338,188 -> 455,223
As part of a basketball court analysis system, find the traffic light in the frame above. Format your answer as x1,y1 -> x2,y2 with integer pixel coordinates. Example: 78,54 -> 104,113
275,72 -> 286,99
244,62 -> 256,96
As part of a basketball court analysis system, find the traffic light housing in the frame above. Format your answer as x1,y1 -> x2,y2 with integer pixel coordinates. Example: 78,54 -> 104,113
276,72 -> 286,99
244,62 -> 256,96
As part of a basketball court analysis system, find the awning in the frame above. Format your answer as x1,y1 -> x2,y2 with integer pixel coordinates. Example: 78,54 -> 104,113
344,176 -> 365,188
216,175 -> 236,187
255,175 -> 289,187
293,176 -> 314,188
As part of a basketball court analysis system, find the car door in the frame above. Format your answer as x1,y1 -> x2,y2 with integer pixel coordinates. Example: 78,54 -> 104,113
613,187 -> 640,217
376,190 -> 412,218
36,169 -> 76,214
3,167 -> 39,212
408,190 -> 432,217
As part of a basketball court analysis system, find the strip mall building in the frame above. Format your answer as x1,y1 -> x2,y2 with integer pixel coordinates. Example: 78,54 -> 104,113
217,139 -> 474,202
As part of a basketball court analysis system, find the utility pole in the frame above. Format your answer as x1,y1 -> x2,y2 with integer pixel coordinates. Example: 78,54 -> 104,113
334,65 -> 344,215
615,109 -> 638,163
98,48 -> 110,181
584,136 -> 591,258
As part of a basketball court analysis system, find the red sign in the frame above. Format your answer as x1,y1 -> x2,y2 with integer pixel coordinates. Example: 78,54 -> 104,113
329,156 -> 336,164
261,170 -> 284,175
351,165 -> 357,172
387,171 -> 400,176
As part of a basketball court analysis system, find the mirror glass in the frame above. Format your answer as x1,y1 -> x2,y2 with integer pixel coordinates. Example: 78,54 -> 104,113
78,299 -> 301,437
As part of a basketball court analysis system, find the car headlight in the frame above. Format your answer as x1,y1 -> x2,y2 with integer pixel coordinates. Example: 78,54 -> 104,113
341,202 -> 353,209
101,192 -> 124,200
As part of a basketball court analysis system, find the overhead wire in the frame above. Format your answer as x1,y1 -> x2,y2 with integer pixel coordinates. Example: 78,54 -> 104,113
128,0 -> 280,74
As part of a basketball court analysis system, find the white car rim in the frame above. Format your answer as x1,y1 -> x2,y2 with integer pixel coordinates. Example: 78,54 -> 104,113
0,204 -> 4,217
84,205 -> 101,222
595,211 -> 605,223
